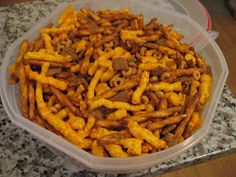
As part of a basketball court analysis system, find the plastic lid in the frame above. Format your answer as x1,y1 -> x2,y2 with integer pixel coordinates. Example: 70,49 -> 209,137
144,0 -> 211,32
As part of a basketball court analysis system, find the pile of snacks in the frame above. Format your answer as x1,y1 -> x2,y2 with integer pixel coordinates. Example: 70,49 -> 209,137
8,6 -> 212,157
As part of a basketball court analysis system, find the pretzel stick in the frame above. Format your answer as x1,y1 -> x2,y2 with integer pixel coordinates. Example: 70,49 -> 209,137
175,93 -> 200,137
125,107 -> 182,122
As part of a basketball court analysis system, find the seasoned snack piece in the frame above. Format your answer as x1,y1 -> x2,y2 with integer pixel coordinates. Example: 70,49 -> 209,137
147,115 -> 185,131
127,120 -> 166,149
77,116 -> 96,138
105,144 -> 129,158
107,109 -> 127,121
148,82 -> 182,92
109,89 -> 133,102
80,47 -> 94,75
90,127 -> 117,139
42,33 -> 54,52
132,71 -> 149,104
24,50 -> 72,63
95,83 -> 110,96
199,74 -> 212,105
92,140 -> 105,157
25,65 -> 68,90
112,57 -> 129,71
184,112 -> 202,138
166,92 -> 185,106
161,124 -> 177,135
18,62 -> 29,118
139,63 -> 166,71
8,40 -> 29,81
125,107 -> 182,122
68,112 -> 85,130
90,98 -> 146,111
175,93 -> 200,137
190,80 -> 200,97
119,138 -> 143,156
28,81 -> 35,120
87,67 -> 106,99
95,120 -> 123,129
23,59 -> 72,68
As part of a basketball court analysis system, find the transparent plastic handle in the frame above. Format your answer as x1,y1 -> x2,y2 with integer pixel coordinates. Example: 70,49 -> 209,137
209,31 -> 219,40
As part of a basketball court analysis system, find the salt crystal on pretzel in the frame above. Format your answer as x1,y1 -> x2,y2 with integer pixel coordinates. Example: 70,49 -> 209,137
24,50 -> 72,63
25,65 -> 68,90
127,120 -> 166,149
90,98 -> 146,111
132,71 -> 149,104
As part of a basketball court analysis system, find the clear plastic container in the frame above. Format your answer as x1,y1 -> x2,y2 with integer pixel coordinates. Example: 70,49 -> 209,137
144,0 -> 212,32
0,0 -> 228,173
